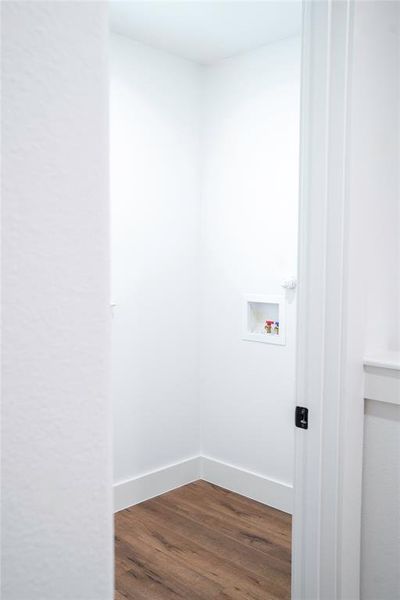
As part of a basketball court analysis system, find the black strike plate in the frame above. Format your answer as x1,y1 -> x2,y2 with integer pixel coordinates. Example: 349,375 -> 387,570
295,406 -> 309,429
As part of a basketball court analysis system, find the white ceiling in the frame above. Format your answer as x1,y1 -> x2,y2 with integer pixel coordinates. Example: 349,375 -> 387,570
109,1 -> 302,65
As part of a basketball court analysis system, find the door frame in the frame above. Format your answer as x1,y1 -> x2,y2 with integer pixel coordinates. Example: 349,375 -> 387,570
292,1 -> 364,598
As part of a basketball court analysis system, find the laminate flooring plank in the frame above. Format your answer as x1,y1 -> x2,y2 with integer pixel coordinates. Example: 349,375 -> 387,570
134,498 -> 290,579
115,481 -> 291,600
151,485 -> 291,561
117,513 -> 284,600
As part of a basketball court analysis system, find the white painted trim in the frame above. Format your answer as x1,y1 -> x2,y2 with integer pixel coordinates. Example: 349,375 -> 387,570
114,455 -> 293,515
293,2 -> 362,599
200,456 -> 292,514
364,352 -> 400,371
364,365 -> 400,407
114,457 -> 201,512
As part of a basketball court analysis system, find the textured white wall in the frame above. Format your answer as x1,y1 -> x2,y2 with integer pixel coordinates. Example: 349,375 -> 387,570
1,3 -> 112,599
200,38 -> 300,485
111,34 -> 201,484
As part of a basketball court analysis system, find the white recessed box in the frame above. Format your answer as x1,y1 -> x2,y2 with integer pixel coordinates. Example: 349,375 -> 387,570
242,295 -> 286,345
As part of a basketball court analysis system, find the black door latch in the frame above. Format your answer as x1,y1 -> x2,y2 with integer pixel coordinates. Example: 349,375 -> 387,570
295,406 -> 308,429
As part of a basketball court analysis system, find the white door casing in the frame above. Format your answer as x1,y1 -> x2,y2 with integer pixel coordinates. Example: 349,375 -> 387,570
292,2 -> 364,599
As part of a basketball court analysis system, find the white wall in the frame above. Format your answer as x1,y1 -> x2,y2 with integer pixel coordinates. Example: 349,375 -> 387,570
200,38 -> 300,486
350,0 -> 400,355
361,400 -> 400,600
1,3 -> 112,599
111,34 -> 300,504
348,2 -> 400,598
111,34 -> 201,484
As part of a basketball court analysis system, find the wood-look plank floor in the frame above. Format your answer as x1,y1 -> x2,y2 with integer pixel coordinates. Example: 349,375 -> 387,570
115,480 -> 291,600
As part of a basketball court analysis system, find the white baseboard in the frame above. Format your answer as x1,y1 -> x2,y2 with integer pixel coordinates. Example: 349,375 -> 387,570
200,456 -> 293,514
114,456 -> 201,512
114,455 -> 293,514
